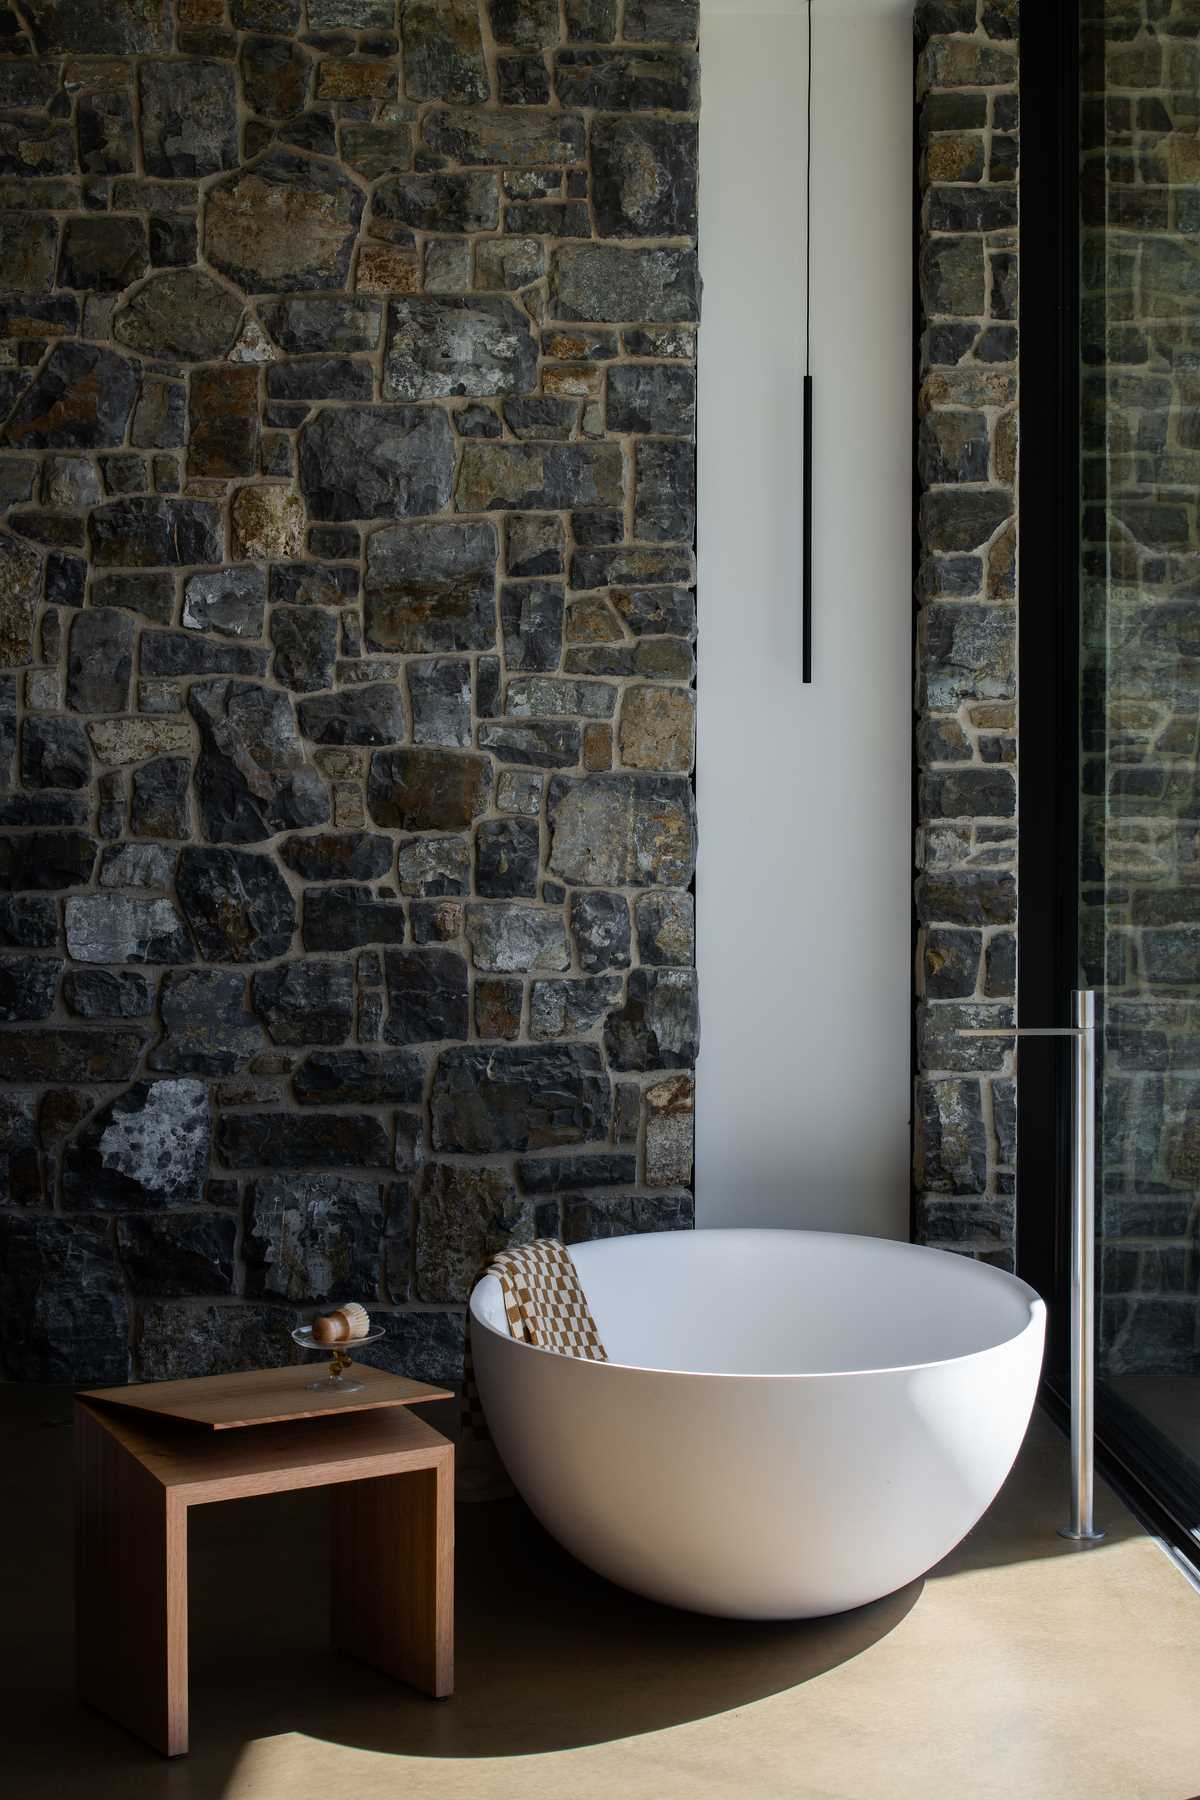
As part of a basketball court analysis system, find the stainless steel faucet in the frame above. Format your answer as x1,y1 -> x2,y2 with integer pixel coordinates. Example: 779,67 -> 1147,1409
960,989 -> 1105,1544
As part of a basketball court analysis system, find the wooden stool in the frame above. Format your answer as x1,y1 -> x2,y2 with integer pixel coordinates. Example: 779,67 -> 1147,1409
74,1365 -> 454,1757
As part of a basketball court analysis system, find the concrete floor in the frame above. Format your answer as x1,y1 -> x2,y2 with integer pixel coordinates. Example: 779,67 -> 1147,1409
4,1385 -> 1200,1800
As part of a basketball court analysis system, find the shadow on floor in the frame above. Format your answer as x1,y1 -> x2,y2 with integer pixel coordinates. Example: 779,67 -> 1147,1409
3,1385 -> 919,1797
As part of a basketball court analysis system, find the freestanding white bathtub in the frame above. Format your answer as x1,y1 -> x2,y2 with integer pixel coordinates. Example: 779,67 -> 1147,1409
469,1228 -> 1046,1620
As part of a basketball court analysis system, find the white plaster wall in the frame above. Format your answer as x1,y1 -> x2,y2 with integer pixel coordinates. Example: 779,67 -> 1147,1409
695,0 -> 913,1236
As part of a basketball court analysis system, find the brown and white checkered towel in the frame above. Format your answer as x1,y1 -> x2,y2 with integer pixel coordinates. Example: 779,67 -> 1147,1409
461,1238 -> 608,1453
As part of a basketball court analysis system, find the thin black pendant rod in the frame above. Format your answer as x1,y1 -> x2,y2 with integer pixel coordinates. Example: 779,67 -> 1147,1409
802,0 -> 814,684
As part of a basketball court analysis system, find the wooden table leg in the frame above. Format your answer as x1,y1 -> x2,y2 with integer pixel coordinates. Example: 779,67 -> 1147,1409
330,1449 -> 454,1698
75,1405 -> 189,1757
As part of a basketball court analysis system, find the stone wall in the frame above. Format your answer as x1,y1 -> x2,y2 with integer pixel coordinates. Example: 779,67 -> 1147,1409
0,0 -> 700,1385
1080,0 -> 1200,1378
914,0 -> 1019,1266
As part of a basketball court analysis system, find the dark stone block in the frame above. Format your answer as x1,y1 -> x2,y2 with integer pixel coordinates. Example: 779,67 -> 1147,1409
0,1217 -> 128,1384
515,1152 -> 636,1192
497,53 -> 551,105
918,1001 -> 1014,1075
367,748 -> 490,831
0,830 -> 96,892
634,439 -> 695,542
414,1162 -> 532,1303
92,572 -> 175,624
187,364 -> 259,480
634,890 -> 692,966
293,1047 -> 424,1105
478,722 -> 579,768
604,966 -> 698,1070
921,767 -> 1015,821
270,605 -> 338,693
182,567 -> 266,639
3,343 -> 138,451
91,498 -> 223,568
624,0 -> 697,40
916,1077 -> 988,1192
503,396 -> 575,441
130,756 -> 192,840
177,845 -> 297,962
915,871 -> 1016,927
270,564 -> 359,606
63,967 -> 151,1021
923,926 -> 982,1000
244,1174 -> 383,1302
530,974 -> 622,1039
268,357 -> 374,403
554,47 -> 698,110
0,954 -> 59,1020
297,684 -> 407,746
252,958 -> 354,1046
46,552 -> 86,606
382,947 -> 469,1044
21,714 -> 89,789
454,403 -> 503,438
63,1079 -> 211,1208
150,968 -> 265,1073
302,885 -> 408,951
356,1307 -> 464,1384
142,633 -> 270,678
920,489 -> 1012,554
114,268 -> 244,361
926,185 -> 1018,234
135,1299 -> 300,1381
189,679 -> 328,844
431,1042 -> 610,1152
0,792 -> 90,828
299,404 -> 455,520
592,116 -> 697,238
0,895 -> 58,947
570,545 -> 692,587
280,832 -> 393,882
65,612 -> 133,716
149,213 -> 198,267
402,0 -> 489,102
118,1212 -> 238,1297
63,892 -> 193,964
58,214 -> 148,292
240,34 -> 312,118
563,1190 -> 693,1243
217,1110 -> 391,1169
365,518 -> 497,653
260,294 -> 382,352
500,584 -> 565,672
402,659 -> 469,752
570,888 -> 630,972
504,515 -> 564,579
138,58 -> 239,177
374,171 -> 498,234
475,818 -> 540,898
487,0 -> 558,46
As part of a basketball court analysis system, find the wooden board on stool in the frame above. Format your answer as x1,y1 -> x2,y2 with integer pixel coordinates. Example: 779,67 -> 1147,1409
81,1361 -> 452,1431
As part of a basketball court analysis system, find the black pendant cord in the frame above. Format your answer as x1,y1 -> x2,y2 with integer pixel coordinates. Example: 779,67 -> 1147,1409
802,0 -> 814,684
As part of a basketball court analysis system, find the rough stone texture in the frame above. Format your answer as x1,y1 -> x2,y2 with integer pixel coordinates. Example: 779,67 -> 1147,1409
0,1 -> 699,1383
915,0 -> 1019,1266
244,1175 -> 383,1301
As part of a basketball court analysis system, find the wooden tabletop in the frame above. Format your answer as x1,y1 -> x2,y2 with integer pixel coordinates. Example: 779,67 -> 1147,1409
80,1362 -> 453,1431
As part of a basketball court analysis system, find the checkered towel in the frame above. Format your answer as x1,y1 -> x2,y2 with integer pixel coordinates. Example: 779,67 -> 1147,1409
461,1238 -> 608,1443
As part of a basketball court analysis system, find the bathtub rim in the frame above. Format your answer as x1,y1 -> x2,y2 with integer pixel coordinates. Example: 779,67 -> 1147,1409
468,1227 -> 1047,1384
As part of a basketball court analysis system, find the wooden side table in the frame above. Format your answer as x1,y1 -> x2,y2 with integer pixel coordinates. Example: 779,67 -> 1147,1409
74,1366 -> 454,1757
